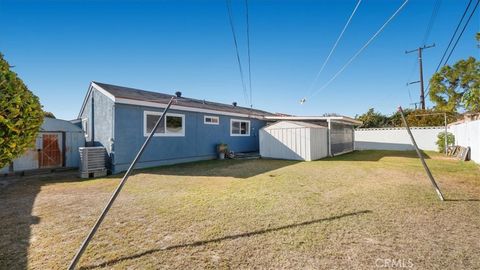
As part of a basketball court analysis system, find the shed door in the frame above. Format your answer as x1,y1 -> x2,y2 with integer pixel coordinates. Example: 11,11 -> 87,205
39,133 -> 63,168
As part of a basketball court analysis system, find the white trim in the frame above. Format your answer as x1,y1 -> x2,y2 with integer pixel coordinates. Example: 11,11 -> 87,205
204,115 -> 220,125
77,82 -> 116,118
91,82 -> 116,102
77,85 -> 93,119
117,97 -> 265,119
230,119 -> 251,136
143,111 -> 185,137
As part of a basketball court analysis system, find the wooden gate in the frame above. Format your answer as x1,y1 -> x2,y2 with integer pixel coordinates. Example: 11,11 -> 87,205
39,133 -> 63,168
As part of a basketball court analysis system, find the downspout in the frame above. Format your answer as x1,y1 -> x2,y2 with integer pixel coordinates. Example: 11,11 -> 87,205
110,103 -> 115,173
91,91 -> 95,145
327,119 -> 332,157
352,125 -> 356,151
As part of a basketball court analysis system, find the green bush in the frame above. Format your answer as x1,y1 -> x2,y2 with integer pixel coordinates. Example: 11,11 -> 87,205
0,54 -> 44,168
436,132 -> 455,153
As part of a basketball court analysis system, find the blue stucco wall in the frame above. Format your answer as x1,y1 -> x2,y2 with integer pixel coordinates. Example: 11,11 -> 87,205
92,89 -> 114,152
112,103 -> 266,173
80,88 -> 115,169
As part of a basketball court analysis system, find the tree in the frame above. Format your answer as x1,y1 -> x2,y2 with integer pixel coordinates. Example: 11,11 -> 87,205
43,111 -> 56,118
356,108 -> 459,128
429,56 -> 480,112
404,109 -> 458,127
429,57 -> 479,112
0,54 -> 44,168
436,132 -> 455,153
355,108 -> 388,128
387,108 -> 414,127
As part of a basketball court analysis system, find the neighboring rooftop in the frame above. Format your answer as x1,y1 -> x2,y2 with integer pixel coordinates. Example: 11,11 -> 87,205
92,82 -> 275,117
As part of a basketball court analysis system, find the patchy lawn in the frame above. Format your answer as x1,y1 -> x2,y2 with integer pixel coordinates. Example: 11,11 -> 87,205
1,150 -> 479,269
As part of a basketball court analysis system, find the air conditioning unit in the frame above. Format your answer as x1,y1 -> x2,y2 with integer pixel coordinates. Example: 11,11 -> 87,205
79,147 -> 107,178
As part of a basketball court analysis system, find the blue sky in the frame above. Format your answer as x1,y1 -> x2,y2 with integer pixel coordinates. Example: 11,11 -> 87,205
1,0 -> 478,120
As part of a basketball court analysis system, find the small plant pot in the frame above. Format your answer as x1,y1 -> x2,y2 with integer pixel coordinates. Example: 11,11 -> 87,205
218,152 -> 225,160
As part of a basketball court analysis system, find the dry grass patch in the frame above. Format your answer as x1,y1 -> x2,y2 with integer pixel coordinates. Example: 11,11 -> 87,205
0,150 -> 479,269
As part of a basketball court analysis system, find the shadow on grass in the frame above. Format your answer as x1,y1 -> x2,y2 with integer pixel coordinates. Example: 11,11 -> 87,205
444,198 -> 480,202
130,158 -> 301,179
79,210 -> 372,270
324,150 -> 431,162
0,171 -> 80,270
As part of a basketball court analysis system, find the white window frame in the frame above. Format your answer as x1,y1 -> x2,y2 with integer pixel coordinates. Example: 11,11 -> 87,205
204,115 -> 220,125
144,111 -> 185,137
82,118 -> 89,138
230,119 -> 251,136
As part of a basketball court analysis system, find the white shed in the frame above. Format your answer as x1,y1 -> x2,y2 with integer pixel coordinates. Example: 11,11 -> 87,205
259,121 -> 328,161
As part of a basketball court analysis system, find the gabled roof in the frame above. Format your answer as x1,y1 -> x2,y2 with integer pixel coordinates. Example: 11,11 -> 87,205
84,81 -> 274,118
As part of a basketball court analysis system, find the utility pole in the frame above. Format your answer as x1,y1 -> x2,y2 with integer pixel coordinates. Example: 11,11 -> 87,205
405,44 -> 435,110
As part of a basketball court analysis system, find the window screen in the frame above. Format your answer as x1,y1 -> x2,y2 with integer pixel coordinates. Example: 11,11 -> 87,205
144,112 -> 184,136
231,120 -> 250,136
146,114 -> 165,134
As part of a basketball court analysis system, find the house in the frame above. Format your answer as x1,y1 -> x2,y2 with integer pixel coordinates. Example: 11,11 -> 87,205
78,82 -> 274,174
0,118 -> 85,175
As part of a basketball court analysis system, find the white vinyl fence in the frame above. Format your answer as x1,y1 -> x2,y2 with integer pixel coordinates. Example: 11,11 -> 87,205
449,120 -> 480,164
355,127 -> 445,151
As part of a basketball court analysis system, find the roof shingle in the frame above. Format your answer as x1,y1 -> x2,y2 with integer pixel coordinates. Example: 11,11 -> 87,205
93,82 -> 274,117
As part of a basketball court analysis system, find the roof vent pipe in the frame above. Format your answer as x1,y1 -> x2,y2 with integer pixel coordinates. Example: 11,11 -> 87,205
232,102 -> 237,107
175,91 -> 182,98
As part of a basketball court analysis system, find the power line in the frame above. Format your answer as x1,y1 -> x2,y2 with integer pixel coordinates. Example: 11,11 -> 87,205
433,0 -> 473,73
245,0 -> 253,108
407,0 -> 442,107
226,0 -> 249,104
405,44 -> 436,109
308,0 -> 409,99
305,0 -> 362,97
405,0 -> 441,106
422,0 -> 442,44
443,0 -> 479,65
425,0 -> 478,97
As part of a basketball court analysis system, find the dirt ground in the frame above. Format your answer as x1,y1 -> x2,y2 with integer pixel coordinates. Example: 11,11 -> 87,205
0,150 -> 479,269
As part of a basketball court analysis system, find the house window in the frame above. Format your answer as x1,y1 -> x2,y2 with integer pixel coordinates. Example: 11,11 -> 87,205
82,118 -> 89,138
144,111 -> 185,137
230,119 -> 250,136
204,115 -> 219,125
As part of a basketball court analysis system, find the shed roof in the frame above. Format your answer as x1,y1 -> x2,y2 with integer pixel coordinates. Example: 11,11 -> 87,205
264,121 -> 326,129
92,82 -> 275,117
265,115 -> 362,126
41,118 -> 83,132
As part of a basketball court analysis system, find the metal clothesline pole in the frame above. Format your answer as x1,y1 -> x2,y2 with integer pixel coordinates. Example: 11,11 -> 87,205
399,106 -> 445,201
68,97 -> 176,270
411,111 -> 449,154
